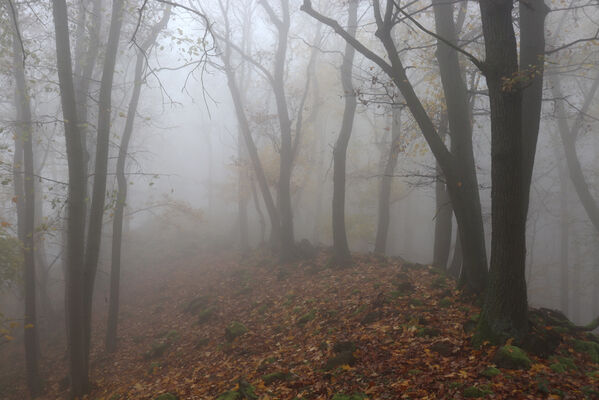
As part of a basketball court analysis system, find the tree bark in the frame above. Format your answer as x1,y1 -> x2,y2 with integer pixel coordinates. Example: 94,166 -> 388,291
51,0 -> 89,395
10,6 -> 43,395
432,113 -> 451,268
374,107 -> 402,255
476,0 -> 531,343
106,5 -> 170,353
331,0 -> 358,265
432,0 -> 487,292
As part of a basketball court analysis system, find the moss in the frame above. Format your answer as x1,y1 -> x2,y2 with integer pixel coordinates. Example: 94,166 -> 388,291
573,340 -> 599,363
154,394 -> 179,400
550,356 -> 577,372
164,330 -> 180,341
331,393 -> 366,400
463,385 -> 492,398
148,362 -> 161,374
195,337 -> 209,348
431,276 -> 447,289
550,363 -> 566,373
493,345 -> 531,370
408,369 -> 422,375
197,307 -> 216,323
449,381 -> 464,389
215,391 -> 240,400
352,304 -> 368,316
262,371 -> 291,384
333,341 -> 356,354
438,297 -> 452,308
184,295 -> 209,313
225,321 -> 248,342
472,314 -> 507,347
324,350 -> 356,371
480,366 -> 500,378
297,310 -> 316,325
144,341 -> 169,359
409,298 -> 424,307
587,370 -> 599,379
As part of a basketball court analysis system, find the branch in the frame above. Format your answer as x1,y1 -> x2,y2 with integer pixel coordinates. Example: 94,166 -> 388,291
300,0 -> 394,76
392,0 -> 485,71
545,28 -> 599,55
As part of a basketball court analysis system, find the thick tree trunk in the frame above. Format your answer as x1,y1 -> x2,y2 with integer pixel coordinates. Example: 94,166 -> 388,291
476,0 -> 529,343
11,8 -> 43,395
374,107 -> 402,255
82,0 -> 124,370
432,0 -> 487,292
331,0 -> 358,265
106,6 -> 170,353
51,0 -> 89,396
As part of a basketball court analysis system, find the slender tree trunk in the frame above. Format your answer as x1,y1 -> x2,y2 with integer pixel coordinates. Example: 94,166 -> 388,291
10,7 -> 43,395
432,0 -> 487,292
374,107 -> 402,255
83,0 -> 124,370
250,175 -> 266,244
331,0 -> 358,265
432,115 -> 452,268
448,231 -> 462,279
106,6 -> 170,352
557,138 -> 570,316
51,0 -> 89,395
476,0 -> 532,343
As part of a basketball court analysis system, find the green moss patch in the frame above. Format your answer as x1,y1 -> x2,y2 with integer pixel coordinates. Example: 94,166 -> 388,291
154,393 -> 178,400
463,385 -> 492,398
297,310 -> 316,325
261,371 -> 292,385
493,345 -> 531,370
480,366 -> 500,378
573,340 -> 599,363
225,321 -> 248,342
144,341 -> 169,359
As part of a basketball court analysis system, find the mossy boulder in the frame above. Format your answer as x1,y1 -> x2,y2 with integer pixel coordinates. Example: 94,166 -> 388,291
197,306 -> 216,323
324,350 -> 356,371
297,310 -> 316,325
480,366 -> 501,378
573,339 -> 599,363
331,393 -> 366,400
549,356 -> 577,373
154,394 -> 178,400
493,345 -> 531,370
261,371 -> 292,385
144,341 -> 169,359
463,385 -> 492,398
225,321 -> 248,342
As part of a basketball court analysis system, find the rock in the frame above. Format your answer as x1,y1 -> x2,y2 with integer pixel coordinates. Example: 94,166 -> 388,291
493,345 -> 531,370
480,366 -> 500,378
430,340 -> 453,357
225,321 -> 248,342
573,339 -> 599,363
324,350 -> 356,371
332,341 -> 356,354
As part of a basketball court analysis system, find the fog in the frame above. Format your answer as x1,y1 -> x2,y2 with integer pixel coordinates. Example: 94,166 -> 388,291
1,0 -> 599,398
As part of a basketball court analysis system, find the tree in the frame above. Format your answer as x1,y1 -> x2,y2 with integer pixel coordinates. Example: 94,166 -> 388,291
8,2 -> 43,394
51,0 -> 89,395
331,0 -> 358,265
106,4 -> 171,353
302,0 -> 488,294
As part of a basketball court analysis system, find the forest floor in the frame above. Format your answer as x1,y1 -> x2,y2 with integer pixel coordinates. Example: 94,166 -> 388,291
1,248 -> 599,399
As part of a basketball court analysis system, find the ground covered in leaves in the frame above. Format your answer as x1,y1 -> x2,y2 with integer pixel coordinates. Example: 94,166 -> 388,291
2,249 -> 599,399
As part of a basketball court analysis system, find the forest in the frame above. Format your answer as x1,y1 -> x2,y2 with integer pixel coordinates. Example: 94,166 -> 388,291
0,0 -> 599,399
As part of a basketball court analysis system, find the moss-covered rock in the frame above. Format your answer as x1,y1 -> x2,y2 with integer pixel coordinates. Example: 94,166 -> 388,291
324,350 -> 356,371
463,385 -> 492,398
225,321 -> 248,342
493,345 -> 531,370
154,393 -> 178,400
331,393 -> 366,400
297,310 -> 316,325
408,369 -> 422,375
333,341 -> 356,354
573,339 -> 599,363
549,356 -> 577,373
216,391 -> 240,400
480,366 -> 501,378
144,341 -> 169,359
360,310 -> 381,325
416,327 -> 441,338
197,306 -> 216,323
261,371 -> 292,385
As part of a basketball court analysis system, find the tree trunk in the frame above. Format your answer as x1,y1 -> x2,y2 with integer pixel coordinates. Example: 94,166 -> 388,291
432,0 -> 487,292
331,0 -> 358,265
11,7 -> 43,395
476,0 -> 531,343
556,136 -> 570,316
82,0 -> 124,372
432,114 -> 451,268
51,0 -> 89,395
106,5 -> 170,353
448,231 -> 462,279
374,107 -> 402,255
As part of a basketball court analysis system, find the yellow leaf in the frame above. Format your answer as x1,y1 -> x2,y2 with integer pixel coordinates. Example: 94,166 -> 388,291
24,324 -> 34,329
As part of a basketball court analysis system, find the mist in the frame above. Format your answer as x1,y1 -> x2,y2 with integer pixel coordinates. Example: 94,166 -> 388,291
1,0 -> 599,399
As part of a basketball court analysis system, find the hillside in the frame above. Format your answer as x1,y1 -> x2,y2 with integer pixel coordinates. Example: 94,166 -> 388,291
2,249 -> 599,399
